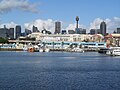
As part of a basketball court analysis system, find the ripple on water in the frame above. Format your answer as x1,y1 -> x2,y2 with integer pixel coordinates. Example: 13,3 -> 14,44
0,51 -> 120,90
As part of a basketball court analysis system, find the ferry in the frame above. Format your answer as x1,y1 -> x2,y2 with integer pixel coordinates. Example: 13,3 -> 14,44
106,47 -> 120,56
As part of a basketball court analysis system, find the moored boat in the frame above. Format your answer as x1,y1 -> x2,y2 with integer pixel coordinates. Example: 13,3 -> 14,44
72,47 -> 84,53
28,47 -> 34,52
39,47 -> 50,52
44,48 -> 50,52
39,48 -> 44,52
106,47 -> 120,56
98,48 -> 109,54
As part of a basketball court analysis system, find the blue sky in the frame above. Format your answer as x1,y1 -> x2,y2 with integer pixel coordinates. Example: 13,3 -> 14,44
0,0 -> 120,33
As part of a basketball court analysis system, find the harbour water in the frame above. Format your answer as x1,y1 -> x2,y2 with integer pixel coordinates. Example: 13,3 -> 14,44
0,51 -> 120,90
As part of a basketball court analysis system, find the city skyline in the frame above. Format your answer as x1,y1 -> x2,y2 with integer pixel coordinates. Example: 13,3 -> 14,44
0,0 -> 120,33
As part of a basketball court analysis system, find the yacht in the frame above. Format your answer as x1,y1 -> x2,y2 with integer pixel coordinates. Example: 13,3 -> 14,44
106,47 -> 120,56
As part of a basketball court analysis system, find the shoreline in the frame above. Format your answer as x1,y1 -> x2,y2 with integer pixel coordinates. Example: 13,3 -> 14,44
0,48 -> 98,52
0,48 -> 23,51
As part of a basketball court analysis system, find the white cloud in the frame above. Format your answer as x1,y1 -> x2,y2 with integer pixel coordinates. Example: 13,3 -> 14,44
65,23 -> 86,30
24,19 -> 87,34
89,18 -> 103,29
24,19 -> 55,33
65,23 -> 76,30
0,22 -> 17,28
0,0 -> 39,13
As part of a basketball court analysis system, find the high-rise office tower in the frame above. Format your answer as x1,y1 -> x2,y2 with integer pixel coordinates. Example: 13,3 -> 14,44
55,21 -> 61,34
100,21 -> 106,36
25,29 -> 32,36
8,28 -> 14,39
117,28 -> 120,33
15,25 -> 21,39
0,26 -> 7,38
32,25 -> 39,32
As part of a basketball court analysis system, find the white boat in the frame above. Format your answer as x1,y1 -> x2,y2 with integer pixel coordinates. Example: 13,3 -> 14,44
44,48 -> 50,52
106,47 -> 120,56
34,45 -> 39,52
23,46 -> 28,51
72,47 -> 84,53
39,48 -> 50,52
39,48 -> 44,52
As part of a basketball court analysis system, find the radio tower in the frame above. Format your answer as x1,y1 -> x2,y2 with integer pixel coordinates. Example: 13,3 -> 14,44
76,16 -> 79,28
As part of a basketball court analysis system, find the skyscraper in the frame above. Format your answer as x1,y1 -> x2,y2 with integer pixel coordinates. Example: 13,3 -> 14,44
15,25 -> 21,39
55,21 -> 61,34
25,29 -> 32,36
0,28 -> 7,38
100,21 -> 106,36
8,28 -> 14,39
32,25 -> 39,32
117,28 -> 120,33
0,25 -> 8,38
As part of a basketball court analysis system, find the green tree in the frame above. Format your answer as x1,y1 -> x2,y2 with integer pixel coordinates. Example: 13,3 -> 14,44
0,37 -> 8,43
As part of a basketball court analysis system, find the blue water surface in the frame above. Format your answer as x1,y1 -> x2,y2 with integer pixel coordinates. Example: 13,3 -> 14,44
0,51 -> 120,90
